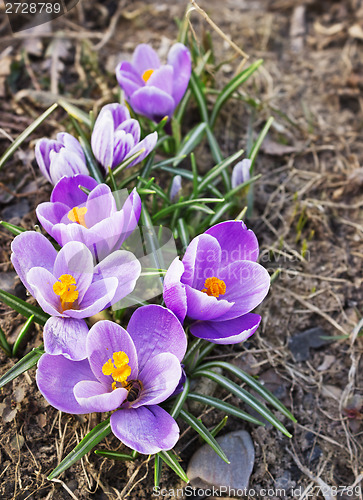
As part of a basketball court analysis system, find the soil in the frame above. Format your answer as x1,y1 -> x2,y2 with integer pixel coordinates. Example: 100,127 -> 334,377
0,0 -> 362,499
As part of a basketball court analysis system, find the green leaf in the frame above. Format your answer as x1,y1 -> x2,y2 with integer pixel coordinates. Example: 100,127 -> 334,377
0,221 -> 26,237
94,450 -> 135,461
0,345 -> 44,388
176,219 -> 190,250
192,369 -> 292,437
197,149 -> 244,193
173,123 -> 207,166
0,325 -> 11,357
179,409 -> 230,464
0,289 -> 50,325
205,201 -> 235,227
224,174 -> 262,200
106,149 -> 145,182
210,59 -> 264,128
140,205 -> 165,286
210,415 -> 228,438
58,99 -> 92,128
78,135 -> 104,185
170,377 -> 190,419
12,314 -> 34,357
205,125 -> 231,192
0,103 -> 58,171
249,117 -> 274,169
190,71 -> 209,123
198,361 -> 296,422
154,454 -> 162,488
187,393 -> 265,426
158,450 -> 189,483
152,198 -> 224,222
48,419 -> 111,479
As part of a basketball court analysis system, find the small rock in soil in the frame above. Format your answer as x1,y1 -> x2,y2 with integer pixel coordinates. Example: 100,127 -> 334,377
187,430 -> 255,491
1,199 -> 30,222
288,326 -> 330,361
0,272 -> 18,295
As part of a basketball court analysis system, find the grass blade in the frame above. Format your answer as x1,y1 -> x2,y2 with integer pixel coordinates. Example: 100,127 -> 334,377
154,454 -> 162,488
48,419 -> 111,479
94,450 -> 135,461
190,71 -> 209,123
249,117 -> 274,168
158,450 -> 189,483
12,314 -> 34,357
210,416 -> 228,437
0,103 -> 58,171
152,198 -> 224,222
170,377 -> 190,419
58,99 -> 92,128
179,409 -> 230,464
0,345 -> 44,388
210,59 -> 264,128
0,221 -> 26,237
192,369 -> 292,437
187,393 -> 265,426
173,123 -> 207,166
224,174 -> 262,200
0,289 -> 50,325
176,218 -> 190,250
198,361 -> 296,422
78,135 -> 104,185
197,149 -> 244,193
0,325 -> 11,356
106,149 -> 145,182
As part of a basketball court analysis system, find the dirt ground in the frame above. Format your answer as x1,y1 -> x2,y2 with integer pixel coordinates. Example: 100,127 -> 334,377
0,0 -> 362,499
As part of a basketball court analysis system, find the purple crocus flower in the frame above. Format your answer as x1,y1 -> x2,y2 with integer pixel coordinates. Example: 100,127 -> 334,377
35,132 -> 89,185
36,305 -> 187,454
163,221 -> 270,344
11,231 -> 141,360
36,174 -> 141,262
170,175 -> 182,201
231,159 -> 251,189
91,103 -> 157,171
116,43 -> 191,122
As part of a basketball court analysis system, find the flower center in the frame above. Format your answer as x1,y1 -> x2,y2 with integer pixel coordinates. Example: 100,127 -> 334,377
53,274 -> 79,311
142,69 -> 154,82
201,277 -> 226,298
67,206 -> 88,228
102,351 -> 132,391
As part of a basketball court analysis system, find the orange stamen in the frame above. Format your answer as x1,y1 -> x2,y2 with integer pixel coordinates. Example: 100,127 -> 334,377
67,206 -> 88,228
201,277 -> 226,298
142,69 -> 154,82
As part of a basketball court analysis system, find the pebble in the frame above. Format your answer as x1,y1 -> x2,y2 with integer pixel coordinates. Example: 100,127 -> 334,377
187,430 -> 255,491
0,272 -> 18,295
1,199 -> 30,222
288,326 -> 330,361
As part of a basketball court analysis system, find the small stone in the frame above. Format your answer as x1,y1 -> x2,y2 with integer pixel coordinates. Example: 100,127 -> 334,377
0,272 -> 18,295
1,199 -> 30,222
288,327 -> 330,362
10,434 -> 25,451
317,354 -> 335,371
187,430 -> 255,491
321,385 -> 342,401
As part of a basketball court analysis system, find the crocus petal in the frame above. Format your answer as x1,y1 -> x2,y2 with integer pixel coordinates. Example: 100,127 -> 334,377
36,354 -> 97,414
184,284 -> 234,321
190,313 -> 261,344
86,320 -> 138,385
132,352 -> 181,408
115,188 -> 141,247
125,131 -> 158,168
205,220 -> 259,264
50,174 -> 98,205
53,241 -> 94,302
36,201 -> 72,236
115,62 -> 144,99
49,149 -> 89,184
117,118 -> 140,145
132,44 -> 160,74
231,159 -> 251,189
66,277 -> 118,318
170,175 -> 182,201
105,103 -> 131,127
112,130 -> 134,168
181,234 -> 222,290
130,87 -> 175,122
10,231 -> 57,294
35,139 -> 59,183
167,43 -> 192,106
43,316 -> 89,360
146,65 -> 174,95
110,405 -> 179,454
26,267 -> 61,316
74,380 -> 127,412
93,250 -> 141,305
91,110 -> 115,169
127,305 -> 187,368
57,132 -> 85,159
85,184 -> 117,227
216,260 -> 270,321
162,257 -> 187,324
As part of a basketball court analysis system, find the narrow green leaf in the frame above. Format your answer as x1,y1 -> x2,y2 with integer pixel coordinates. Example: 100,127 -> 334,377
0,325 -> 11,357
106,149 -> 145,181
198,149 -> 244,193
48,419 -> 111,479
158,450 -> 189,483
58,99 -> 92,128
195,341 -> 216,368
0,345 -> 44,388
176,219 -> 190,250
173,123 -> 207,166
190,72 -> 209,123
136,152 -> 156,189
152,198 -> 224,222
224,174 -> 262,200
94,450 -> 135,461
154,454 -> 162,488
210,59 -> 264,128
107,166 -> 118,194
249,116 -> 274,168
12,314 -> 34,357
210,416 -> 228,438
170,377 -> 190,419
198,361 -> 296,422
0,221 -> 26,237
0,289 -> 50,325
270,268 -> 281,284
205,125 -> 231,192
205,201 -> 235,227
192,369 -> 292,437
187,393 -> 265,426
179,409 -> 230,464
138,178 -> 170,203
0,103 -> 58,171
78,135 -> 104,184
140,205 -> 165,287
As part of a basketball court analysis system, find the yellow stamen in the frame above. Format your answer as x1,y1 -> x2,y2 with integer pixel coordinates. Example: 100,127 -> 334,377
201,277 -> 226,298
67,206 -> 88,228
142,69 -> 154,83
53,274 -> 79,311
102,351 -> 131,388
